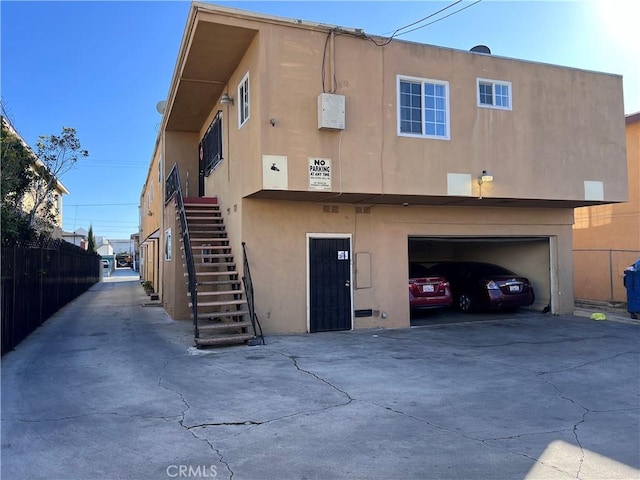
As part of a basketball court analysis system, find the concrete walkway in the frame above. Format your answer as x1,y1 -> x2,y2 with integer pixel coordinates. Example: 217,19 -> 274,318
2,275 -> 639,480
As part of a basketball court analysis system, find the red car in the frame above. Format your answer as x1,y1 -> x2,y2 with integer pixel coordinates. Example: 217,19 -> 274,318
409,263 -> 453,310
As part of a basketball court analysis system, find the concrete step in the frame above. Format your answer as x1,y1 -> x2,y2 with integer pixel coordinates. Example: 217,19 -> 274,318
188,289 -> 244,297
196,279 -> 242,287
190,299 -> 247,308
188,245 -> 231,251
193,253 -> 234,260
195,332 -> 255,347
184,202 -> 219,208
194,262 -> 236,269
185,216 -> 223,221
186,270 -> 239,277
192,309 -> 250,320
198,320 -> 252,332
189,225 -> 225,229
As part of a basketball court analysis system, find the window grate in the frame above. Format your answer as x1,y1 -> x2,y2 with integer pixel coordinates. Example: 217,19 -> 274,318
200,111 -> 223,176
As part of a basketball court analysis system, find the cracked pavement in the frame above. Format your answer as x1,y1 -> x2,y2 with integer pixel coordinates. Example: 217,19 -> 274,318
2,271 -> 639,479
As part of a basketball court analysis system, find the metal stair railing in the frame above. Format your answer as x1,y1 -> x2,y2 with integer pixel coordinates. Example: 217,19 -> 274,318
242,242 -> 265,345
166,163 -> 200,339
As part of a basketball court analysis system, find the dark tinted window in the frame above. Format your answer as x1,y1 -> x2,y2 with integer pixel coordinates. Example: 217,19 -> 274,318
409,263 -> 431,278
470,263 -> 515,276
425,262 -> 515,277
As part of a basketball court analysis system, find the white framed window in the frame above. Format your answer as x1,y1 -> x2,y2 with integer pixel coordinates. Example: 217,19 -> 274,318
238,72 -> 250,128
477,78 -> 512,110
398,75 -> 450,140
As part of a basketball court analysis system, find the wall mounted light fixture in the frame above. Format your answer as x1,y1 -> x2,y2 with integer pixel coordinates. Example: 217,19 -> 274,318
478,170 -> 493,184
220,93 -> 234,106
478,170 -> 494,199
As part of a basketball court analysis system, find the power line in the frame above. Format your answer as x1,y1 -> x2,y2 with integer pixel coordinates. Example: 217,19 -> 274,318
330,0 -> 483,50
385,0 -> 464,39
394,0 -> 483,38
322,1 -> 483,91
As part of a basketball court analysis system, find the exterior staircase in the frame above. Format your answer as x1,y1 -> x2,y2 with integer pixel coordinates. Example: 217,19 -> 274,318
181,198 -> 256,347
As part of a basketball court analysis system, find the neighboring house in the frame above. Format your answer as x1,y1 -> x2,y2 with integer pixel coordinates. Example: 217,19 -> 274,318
96,236 -> 114,256
140,3 -> 627,339
110,238 -> 134,255
573,112 -> 640,302
62,227 -> 88,249
2,116 -> 69,239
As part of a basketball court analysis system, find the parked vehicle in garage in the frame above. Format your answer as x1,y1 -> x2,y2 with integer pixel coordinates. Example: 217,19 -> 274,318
423,262 -> 535,312
409,263 -> 453,310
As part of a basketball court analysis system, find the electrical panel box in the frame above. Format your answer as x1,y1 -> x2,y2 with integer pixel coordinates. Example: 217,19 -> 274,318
318,93 -> 345,130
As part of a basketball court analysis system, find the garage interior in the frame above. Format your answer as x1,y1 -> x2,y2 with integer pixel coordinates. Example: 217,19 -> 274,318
408,236 -> 551,323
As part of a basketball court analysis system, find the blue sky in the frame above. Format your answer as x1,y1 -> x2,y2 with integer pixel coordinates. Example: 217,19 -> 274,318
2,1 -> 638,240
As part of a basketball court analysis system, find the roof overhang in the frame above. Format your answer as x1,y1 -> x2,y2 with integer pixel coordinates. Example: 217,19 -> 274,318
246,190 -> 622,209
164,6 -> 259,132
161,2 -> 355,133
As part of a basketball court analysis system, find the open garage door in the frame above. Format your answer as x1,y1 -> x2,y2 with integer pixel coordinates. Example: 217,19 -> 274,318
408,236 -> 552,315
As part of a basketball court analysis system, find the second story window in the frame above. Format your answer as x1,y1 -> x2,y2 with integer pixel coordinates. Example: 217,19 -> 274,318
398,75 -> 450,140
477,78 -> 512,110
200,111 -> 223,176
238,73 -> 250,128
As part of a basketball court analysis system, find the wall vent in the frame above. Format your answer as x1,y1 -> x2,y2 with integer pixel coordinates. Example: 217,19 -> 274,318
323,205 -> 339,213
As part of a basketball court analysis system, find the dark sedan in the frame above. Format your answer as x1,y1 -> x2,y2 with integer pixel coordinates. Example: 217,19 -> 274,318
423,262 -> 535,313
409,263 -> 453,310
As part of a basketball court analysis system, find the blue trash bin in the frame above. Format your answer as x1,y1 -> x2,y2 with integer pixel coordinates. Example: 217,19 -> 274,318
624,260 -> 640,319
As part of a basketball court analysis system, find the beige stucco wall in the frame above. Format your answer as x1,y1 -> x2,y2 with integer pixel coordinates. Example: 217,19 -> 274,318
164,131 -> 200,197
235,22 -> 628,204
140,147 -> 164,294
153,5 -> 628,331
161,200 -> 190,319
198,34 -> 262,266
241,199 -> 574,334
573,116 -> 640,301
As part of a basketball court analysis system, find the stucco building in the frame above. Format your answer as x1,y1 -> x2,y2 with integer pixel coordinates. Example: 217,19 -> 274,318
62,228 -> 88,249
2,116 -> 69,239
140,3 -> 627,344
573,112 -> 640,303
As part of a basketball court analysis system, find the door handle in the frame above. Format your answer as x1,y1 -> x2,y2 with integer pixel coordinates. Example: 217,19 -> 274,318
345,280 -> 350,287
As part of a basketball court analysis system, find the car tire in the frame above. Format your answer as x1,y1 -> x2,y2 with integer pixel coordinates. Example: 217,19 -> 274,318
458,294 -> 474,313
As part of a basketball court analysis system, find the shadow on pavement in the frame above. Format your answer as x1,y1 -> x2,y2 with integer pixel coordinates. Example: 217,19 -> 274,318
410,307 -> 544,326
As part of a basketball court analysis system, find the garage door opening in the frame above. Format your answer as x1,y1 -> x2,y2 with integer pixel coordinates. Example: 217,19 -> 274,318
408,236 -> 552,324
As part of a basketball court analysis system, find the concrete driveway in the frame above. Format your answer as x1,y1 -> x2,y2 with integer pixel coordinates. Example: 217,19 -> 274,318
2,272 -> 639,480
